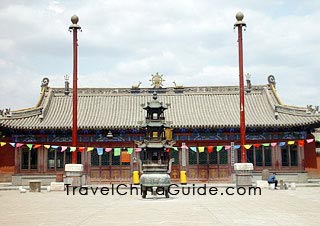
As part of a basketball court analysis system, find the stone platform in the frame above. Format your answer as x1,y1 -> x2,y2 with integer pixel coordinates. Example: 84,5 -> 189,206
0,185 -> 320,225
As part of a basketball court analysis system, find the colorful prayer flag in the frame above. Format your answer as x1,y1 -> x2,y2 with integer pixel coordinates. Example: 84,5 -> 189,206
0,142 -> 6,147
190,147 -> 197,152
16,143 -> 24,148
9,143 -> 15,147
234,145 -> 241,149
105,148 -> 112,152
244,144 -> 252,150
33,144 -> 42,149
298,140 -> 304,147
26,144 -> 33,150
44,145 -> 51,149
198,147 -> 205,152
97,148 -> 103,155
135,148 -> 142,152
262,143 -> 270,147
306,139 -> 314,143
61,146 -> 68,152
114,148 -> 121,156
127,148 -> 133,154
287,141 -> 295,145
207,146 -> 214,153
70,147 -> 76,152
253,144 -> 261,148
173,147 -> 178,151
271,143 -> 277,147
225,145 -> 231,150
216,146 -> 223,152
87,147 -> 94,152
279,142 -> 286,147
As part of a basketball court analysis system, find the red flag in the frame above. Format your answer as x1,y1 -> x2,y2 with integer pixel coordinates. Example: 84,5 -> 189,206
298,140 -> 304,147
207,146 -> 214,153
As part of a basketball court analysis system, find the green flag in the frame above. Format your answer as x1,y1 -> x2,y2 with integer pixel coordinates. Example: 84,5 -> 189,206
26,144 -> 33,150
114,148 -> 121,156
127,148 -> 133,154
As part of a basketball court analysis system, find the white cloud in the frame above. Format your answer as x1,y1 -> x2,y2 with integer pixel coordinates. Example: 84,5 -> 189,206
0,0 -> 319,110
47,1 -> 64,14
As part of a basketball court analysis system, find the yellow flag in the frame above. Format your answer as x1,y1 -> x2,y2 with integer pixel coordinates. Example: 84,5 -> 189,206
244,144 -> 252,149
0,142 -> 6,147
198,147 -> 205,152
287,141 -> 295,145
44,145 -> 51,149
87,147 -> 94,152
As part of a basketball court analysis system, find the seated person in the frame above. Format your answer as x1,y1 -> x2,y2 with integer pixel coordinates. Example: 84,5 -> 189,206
268,173 -> 278,189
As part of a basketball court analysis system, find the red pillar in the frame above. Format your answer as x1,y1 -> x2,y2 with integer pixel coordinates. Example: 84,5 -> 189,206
69,15 -> 81,164
234,12 -> 247,163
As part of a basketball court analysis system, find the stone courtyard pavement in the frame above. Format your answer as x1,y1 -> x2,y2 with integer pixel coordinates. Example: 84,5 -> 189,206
0,186 -> 319,226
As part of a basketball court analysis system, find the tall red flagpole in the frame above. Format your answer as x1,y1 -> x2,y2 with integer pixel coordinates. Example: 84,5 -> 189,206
69,15 -> 81,164
234,12 -> 247,163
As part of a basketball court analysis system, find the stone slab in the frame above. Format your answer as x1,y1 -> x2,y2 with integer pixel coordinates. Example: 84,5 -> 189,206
269,183 -> 275,190
234,163 -> 253,171
50,182 -> 65,191
29,180 -> 41,192
65,164 -> 84,172
66,171 -> 82,177
256,180 -> 269,188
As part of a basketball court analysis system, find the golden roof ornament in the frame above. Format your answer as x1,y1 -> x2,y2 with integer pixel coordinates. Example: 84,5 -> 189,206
150,72 -> 165,88
41,77 -> 50,92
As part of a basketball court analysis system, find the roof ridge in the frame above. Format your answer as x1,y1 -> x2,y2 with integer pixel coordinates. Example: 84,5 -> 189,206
49,85 -> 267,96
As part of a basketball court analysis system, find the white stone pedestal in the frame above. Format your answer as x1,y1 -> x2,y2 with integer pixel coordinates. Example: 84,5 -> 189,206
64,164 -> 85,187
234,163 -> 253,187
50,182 -> 65,191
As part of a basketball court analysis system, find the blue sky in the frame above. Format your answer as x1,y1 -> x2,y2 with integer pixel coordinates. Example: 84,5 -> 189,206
0,0 -> 319,110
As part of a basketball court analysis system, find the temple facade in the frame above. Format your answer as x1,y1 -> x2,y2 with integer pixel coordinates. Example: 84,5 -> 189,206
0,75 -> 320,185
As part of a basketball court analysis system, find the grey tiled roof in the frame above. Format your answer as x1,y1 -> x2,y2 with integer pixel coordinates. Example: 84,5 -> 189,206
1,84 -> 320,130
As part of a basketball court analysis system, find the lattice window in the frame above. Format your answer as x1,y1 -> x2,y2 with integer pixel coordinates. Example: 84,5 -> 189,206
56,149 -> 64,168
170,150 -> 179,165
47,148 -> 55,169
47,148 -> 64,170
199,151 -> 207,165
290,145 -> 298,166
209,151 -> 218,164
219,149 -> 228,165
255,147 -> 263,166
112,152 -> 121,166
101,152 -> 109,166
281,146 -> 289,166
65,148 -> 72,164
264,146 -> 272,166
237,149 -> 241,163
91,149 -> 100,166
188,150 -> 197,165
247,148 -> 254,164
76,152 -> 81,164
21,148 -> 29,170
30,148 -> 38,169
